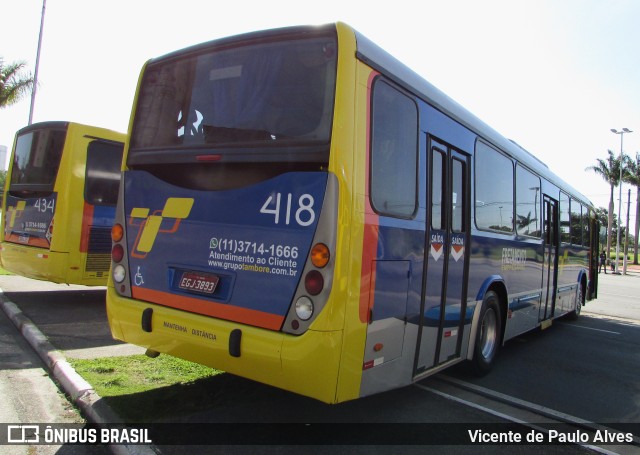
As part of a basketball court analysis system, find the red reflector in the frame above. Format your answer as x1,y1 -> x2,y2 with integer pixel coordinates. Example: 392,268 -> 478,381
196,154 -> 222,162
112,244 -> 124,263
304,270 -> 324,296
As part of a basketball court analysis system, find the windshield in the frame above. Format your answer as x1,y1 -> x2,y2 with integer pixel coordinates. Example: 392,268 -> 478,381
10,126 -> 66,190
130,31 -> 337,151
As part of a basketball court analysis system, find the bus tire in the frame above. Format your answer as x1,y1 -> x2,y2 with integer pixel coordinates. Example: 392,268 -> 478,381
471,290 -> 502,375
567,284 -> 583,321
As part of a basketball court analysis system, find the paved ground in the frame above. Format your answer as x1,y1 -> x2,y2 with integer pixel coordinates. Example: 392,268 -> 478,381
0,276 -> 144,359
1,262 -> 639,454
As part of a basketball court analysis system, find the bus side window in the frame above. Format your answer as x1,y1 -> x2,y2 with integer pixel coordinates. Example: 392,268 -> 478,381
370,80 -> 418,218
560,192 -> 570,243
85,141 -> 125,206
475,141 -> 514,233
431,150 -> 444,230
451,158 -> 465,232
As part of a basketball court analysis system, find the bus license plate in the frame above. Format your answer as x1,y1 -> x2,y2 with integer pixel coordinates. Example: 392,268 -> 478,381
178,271 -> 219,295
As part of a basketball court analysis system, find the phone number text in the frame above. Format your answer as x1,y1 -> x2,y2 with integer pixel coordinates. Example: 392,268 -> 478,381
210,238 -> 299,259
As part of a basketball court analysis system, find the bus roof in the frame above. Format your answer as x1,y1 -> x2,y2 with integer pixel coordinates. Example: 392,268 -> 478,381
15,121 -> 70,136
348,23 -> 594,208
15,121 -> 125,141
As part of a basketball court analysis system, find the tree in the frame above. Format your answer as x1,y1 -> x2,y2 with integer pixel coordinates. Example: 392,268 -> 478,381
594,207 -> 608,235
586,150 -> 622,258
622,153 -> 640,264
0,58 -> 34,108
516,211 -> 538,236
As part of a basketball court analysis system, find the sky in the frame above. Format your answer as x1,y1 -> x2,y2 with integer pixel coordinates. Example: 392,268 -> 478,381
1,0 -> 639,228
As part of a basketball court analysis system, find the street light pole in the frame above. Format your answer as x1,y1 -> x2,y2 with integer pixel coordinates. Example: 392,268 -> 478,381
610,128 -> 633,275
28,0 -> 47,125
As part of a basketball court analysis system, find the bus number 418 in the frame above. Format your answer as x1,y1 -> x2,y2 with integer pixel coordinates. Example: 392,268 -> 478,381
260,192 -> 315,227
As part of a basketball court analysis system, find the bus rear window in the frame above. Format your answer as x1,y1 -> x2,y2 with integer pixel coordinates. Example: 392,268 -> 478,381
10,128 -> 66,189
130,32 -> 337,152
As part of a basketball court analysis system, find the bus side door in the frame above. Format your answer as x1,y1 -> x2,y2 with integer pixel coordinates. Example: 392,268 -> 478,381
414,138 -> 470,374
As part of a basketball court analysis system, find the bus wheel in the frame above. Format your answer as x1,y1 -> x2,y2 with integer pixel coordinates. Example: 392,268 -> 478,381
567,285 -> 583,321
471,290 -> 501,375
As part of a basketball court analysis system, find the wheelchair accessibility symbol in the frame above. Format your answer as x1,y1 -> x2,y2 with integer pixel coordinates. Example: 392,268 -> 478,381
134,267 -> 145,286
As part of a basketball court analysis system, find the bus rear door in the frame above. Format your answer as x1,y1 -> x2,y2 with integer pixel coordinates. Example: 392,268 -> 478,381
588,216 -> 599,299
540,195 -> 559,323
415,138 -> 470,374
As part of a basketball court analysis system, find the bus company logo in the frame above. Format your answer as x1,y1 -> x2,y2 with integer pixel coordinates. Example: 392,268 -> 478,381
129,197 -> 194,259
6,200 -> 27,229
501,247 -> 527,271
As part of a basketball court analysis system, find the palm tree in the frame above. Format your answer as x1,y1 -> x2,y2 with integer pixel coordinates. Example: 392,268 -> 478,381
622,153 -> 640,264
516,211 -> 538,236
594,207 -> 609,251
586,150 -> 622,258
0,58 -> 34,108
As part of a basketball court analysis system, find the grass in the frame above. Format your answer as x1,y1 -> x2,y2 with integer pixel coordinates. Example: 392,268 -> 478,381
0,266 -> 13,275
69,354 -> 220,395
69,354 -> 224,422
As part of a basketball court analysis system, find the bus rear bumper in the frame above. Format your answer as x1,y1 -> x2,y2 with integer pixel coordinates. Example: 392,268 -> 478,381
106,286 -> 345,403
0,242 -> 69,284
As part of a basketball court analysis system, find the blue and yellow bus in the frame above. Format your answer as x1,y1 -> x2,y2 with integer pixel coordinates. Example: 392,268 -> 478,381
107,23 -> 598,403
2,121 -> 125,285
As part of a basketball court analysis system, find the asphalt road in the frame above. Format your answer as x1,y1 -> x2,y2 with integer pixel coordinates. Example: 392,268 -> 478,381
1,270 -> 639,454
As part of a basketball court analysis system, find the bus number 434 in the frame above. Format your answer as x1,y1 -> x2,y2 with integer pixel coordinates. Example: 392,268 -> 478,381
260,193 -> 315,227
34,198 -> 55,213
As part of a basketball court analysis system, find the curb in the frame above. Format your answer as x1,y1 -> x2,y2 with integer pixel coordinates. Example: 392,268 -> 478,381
0,290 -> 157,455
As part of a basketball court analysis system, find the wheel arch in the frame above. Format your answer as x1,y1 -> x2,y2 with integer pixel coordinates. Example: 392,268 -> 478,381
475,275 -> 508,345
578,269 -> 588,303
467,275 -> 508,362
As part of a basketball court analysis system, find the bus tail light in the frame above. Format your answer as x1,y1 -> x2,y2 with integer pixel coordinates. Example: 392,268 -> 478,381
282,173 -> 338,335
112,244 -> 124,263
113,264 -> 126,283
310,243 -> 330,268
111,223 -> 124,242
295,296 -> 314,320
304,270 -> 324,295
110,203 -> 131,296
46,218 -> 54,243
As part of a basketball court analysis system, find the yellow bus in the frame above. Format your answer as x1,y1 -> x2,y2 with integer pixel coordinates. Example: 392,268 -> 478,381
107,23 -> 597,403
2,121 -> 125,285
